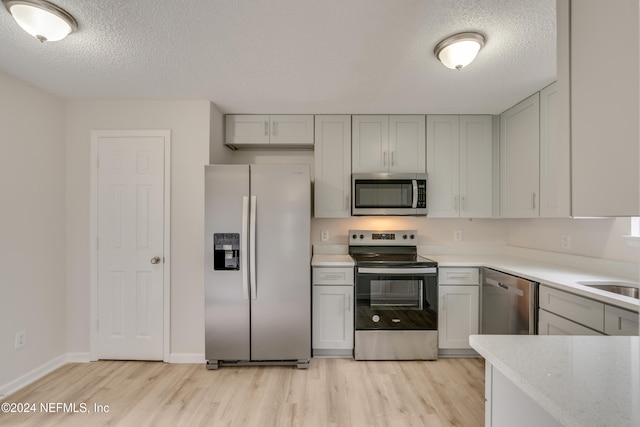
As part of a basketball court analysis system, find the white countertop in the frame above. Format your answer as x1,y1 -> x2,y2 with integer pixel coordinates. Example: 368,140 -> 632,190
310,254 -> 354,267
470,334 -> 640,427
425,254 -> 639,312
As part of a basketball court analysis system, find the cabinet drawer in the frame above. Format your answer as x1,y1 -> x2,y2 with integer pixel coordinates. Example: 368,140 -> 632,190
604,305 -> 639,336
539,285 -> 604,332
538,309 -> 603,336
438,267 -> 480,285
313,267 -> 354,285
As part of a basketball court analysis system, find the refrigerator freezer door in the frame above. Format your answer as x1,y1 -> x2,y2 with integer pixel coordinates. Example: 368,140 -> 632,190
205,165 -> 251,362
249,164 -> 311,361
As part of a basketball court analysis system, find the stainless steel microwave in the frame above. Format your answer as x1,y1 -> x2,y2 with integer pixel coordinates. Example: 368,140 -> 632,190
351,173 -> 427,216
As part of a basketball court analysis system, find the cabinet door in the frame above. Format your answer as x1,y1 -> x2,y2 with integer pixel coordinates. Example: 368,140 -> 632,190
500,93 -> 540,218
426,115 -> 460,217
352,115 -> 389,173
388,115 -> 425,173
314,115 -> 351,218
460,115 -> 494,218
270,115 -> 314,146
538,309 -> 603,335
571,0 -> 639,216
539,82 -> 570,218
438,285 -> 479,349
312,285 -> 354,350
604,305 -> 639,336
225,115 -> 270,146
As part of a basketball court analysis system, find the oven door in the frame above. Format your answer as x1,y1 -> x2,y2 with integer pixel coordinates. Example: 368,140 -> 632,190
355,267 -> 438,330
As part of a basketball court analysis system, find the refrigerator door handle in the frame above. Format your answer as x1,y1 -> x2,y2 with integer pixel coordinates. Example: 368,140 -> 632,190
241,196 -> 249,300
250,195 -> 257,300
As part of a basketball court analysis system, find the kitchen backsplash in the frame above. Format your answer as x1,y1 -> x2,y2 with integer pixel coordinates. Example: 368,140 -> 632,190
312,217 -> 638,265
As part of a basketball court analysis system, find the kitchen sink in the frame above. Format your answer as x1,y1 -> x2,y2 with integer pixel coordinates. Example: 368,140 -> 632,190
576,280 -> 640,299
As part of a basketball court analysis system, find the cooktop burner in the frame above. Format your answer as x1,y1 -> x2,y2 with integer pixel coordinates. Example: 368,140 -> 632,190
348,229 -> 437,268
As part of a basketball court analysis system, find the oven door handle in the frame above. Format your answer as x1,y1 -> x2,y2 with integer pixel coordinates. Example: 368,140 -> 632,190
358,267 -> 437,274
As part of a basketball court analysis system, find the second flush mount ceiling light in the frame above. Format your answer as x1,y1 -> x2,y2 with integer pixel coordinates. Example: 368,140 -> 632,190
434,32 -> 485,70
2,0 -> 77,42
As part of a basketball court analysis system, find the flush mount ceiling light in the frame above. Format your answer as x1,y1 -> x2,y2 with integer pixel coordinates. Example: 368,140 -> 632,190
434,32 -> 485,70
2,0 -> 77,42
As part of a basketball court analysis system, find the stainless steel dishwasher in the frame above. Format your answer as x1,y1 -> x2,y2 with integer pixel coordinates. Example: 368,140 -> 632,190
481,268 -> 538,335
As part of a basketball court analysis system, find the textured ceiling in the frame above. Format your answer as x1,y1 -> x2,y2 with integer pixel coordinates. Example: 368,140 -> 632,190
0,0 -> 556,114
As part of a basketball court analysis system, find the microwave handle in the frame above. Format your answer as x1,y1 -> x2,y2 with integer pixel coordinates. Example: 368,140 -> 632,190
412,179 -> 418,208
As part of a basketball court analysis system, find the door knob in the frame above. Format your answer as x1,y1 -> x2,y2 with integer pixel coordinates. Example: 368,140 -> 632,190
150,256 -> 161,264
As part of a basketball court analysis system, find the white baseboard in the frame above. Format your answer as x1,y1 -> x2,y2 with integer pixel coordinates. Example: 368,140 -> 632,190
65,352 -> 92,363
169,353 -> 205,364
0,354 -> 67,399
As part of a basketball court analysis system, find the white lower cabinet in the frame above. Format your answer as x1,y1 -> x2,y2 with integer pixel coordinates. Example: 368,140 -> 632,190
312,267 -> 354,357
538,285 -> 604,331
604,305 -> 639,336
538,284 -> 637,336
538,309 -> 603,336
438,268 -> 479,356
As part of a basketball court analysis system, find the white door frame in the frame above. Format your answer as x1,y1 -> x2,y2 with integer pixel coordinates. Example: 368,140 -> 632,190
89,130 -> 171,362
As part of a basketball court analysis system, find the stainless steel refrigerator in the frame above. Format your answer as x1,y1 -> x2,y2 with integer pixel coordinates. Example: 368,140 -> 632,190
204,164 -> 311,369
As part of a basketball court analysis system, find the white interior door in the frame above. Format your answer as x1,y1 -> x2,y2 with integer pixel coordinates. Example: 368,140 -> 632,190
97,134 -> 166,360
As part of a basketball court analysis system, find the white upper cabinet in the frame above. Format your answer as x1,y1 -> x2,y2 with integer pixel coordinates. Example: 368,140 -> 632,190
388,115 -> 426,173
225,114 -> 270,145
352,115 -> 388,172
569,0 -> 639,216
427,115 -> 494,218
314,115 -> 351,218
352,115 -> 425,173
539,82 -> 570,218
499,93 -> 540,218
225,114 -> 314,149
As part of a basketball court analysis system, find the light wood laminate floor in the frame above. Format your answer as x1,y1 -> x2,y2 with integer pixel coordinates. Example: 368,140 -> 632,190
0,358 -> 484,426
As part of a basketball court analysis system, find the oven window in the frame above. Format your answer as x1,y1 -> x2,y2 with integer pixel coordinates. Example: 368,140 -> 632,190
370,279 -> 423,309
354,179 -> 413,208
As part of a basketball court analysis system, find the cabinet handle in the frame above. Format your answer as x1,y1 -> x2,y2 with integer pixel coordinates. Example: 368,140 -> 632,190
441,295 -> 446,311
272,121 -> 278,136
461,196 -> 466,211
383,151 -> 387,167
447,273 -> 471,280
264,121 -> 269,136
531,192 -> 536,209
453,196 -> 459,211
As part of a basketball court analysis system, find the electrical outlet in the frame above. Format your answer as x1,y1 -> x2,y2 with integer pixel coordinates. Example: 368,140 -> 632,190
454,230 -> 462,241
321,230 -> 329,242
15,331 -> 26,350
561,235 -> 571,249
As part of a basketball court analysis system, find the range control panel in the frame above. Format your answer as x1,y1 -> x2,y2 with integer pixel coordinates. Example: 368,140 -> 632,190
349,230 -> 417,246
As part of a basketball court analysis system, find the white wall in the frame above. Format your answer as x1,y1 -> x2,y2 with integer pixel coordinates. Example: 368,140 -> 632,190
65,99 -> 214,358
0,71 -> 67,389
508,218 -> 639,264
312,217 -> 508,247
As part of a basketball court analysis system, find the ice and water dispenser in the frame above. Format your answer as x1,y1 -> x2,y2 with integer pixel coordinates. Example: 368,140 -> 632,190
213,233 -> 240,270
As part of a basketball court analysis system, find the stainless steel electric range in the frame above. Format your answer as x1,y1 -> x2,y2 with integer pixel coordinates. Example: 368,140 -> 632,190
349,230 -> 438,360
